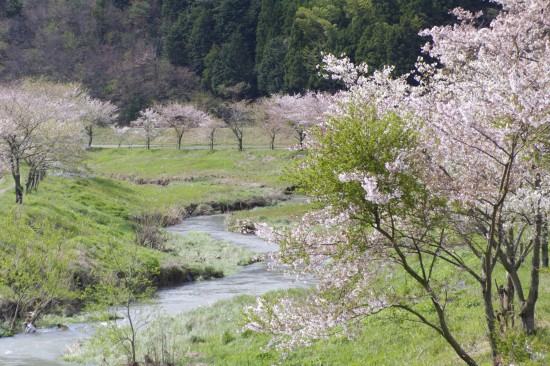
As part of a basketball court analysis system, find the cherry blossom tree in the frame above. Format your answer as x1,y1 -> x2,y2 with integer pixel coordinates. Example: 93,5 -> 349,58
255,98 -> 285,150
111,125 -> 130,148
0,79 -> 89,204
247,1 -> 549,364
131,108 -> 160,150
157,102 -> 209,149
217,101 -> 252,151
199,113 -> 223,150
267,92 -> 333,149
247,69 -> 481,365
414,0 -> 550,342
82,98 -> 118,148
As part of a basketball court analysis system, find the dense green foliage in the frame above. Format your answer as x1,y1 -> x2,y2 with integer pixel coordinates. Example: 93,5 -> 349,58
0,0 -> 496,120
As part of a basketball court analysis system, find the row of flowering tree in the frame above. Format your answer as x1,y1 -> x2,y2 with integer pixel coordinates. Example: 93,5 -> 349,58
247,0 -> 549,364
130,96 -> 331,151
0,79 -> 116,204
257,92 -> 333,150
131,103 -> 221,150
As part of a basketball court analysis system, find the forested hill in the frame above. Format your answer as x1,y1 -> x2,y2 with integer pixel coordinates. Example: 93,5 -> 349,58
0,0 -> 496,122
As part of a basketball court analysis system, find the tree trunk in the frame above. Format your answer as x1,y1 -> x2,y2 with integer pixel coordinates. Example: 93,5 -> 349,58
86,125 -> 93,148
481,265 -> 498,360
542,216 -> 548,267
25,167 -> 33,194
177,133 -> 183,149
238,137 -> 243,151
496,227 -> 516,332
209,130 -> 215,150
146,137 -> 150,150
298,131 -> 305,150
520,198 -> 542,333
9,300 -> 21,332
270,135 -> 275,150
434,303 -> 479,366
12,172 -> 23,204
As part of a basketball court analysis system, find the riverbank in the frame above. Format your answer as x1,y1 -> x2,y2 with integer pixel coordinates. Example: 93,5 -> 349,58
1,212 -> 307,365
0,148 -> 300,336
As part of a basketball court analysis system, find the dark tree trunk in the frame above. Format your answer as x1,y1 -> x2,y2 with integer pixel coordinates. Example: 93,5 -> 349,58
86,125 -> 93,148
482,285 -> 498,359
12,172 -> 23,204
9,300 -> 21,332
496,228 -> 516,332
520,201 -> 542,333
238,137 -> 243,151
270,135 -> 275,150
433,302 -> 479,366
542,216 -> 548,267
25,168 -> 33,194
177,133 -> 183,149
209,129 -> 216,150
496,275 -> 515,334
481,256 -> 498,361
298,131 -> 305,150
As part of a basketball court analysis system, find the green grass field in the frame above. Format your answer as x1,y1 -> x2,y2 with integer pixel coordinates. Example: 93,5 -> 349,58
85,147 -> 304,188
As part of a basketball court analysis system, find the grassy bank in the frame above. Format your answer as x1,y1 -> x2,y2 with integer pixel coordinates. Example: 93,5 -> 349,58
85,147 -> 304,189
65,263 -> 550,366
225,197 -> 312,233
0,148 -> 299,334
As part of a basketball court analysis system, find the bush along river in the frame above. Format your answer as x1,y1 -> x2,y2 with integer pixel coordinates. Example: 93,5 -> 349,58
0,214 -> 309,365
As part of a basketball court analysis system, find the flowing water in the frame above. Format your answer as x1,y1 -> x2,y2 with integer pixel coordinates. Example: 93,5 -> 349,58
0,214 -> 307,365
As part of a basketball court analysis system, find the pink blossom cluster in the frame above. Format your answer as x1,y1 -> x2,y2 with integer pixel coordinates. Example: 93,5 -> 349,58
263,92 -> 334,148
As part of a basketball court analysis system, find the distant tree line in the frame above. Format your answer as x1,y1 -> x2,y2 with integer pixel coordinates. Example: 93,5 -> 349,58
0,0 -> 497,121
164,0 -> 497,96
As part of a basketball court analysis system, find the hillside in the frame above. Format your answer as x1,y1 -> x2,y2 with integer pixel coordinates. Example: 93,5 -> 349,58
0,0 -> 497,121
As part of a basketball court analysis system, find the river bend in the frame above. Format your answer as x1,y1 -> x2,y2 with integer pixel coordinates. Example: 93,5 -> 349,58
0,214 -> 307,365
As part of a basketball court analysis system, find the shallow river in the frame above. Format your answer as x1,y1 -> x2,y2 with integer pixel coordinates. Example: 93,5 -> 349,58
0,214 -> 307,365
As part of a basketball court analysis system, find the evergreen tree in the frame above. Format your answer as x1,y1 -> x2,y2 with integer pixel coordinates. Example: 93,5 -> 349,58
0,0 -> 22,17
187,4 -> 217,73
255,0 -> 284,67
165,13 -> 190,66
257,36 -> 287,95
162,0 -> 191,23
284,7 -> 334,92
210,31 -> 255,98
